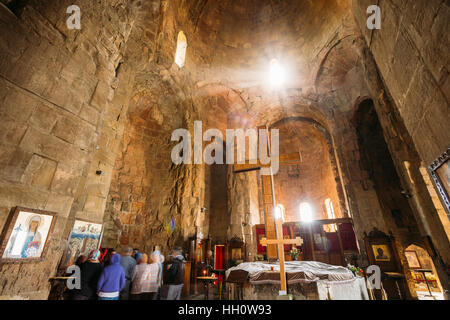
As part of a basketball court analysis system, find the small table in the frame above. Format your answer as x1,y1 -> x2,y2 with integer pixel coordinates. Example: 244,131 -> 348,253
196,276 -> 217,300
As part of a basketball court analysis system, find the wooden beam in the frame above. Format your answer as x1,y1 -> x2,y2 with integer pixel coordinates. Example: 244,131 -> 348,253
260,237 -> 303,246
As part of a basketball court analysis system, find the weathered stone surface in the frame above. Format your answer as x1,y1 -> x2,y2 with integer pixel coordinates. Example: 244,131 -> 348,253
0,0 -> 448,300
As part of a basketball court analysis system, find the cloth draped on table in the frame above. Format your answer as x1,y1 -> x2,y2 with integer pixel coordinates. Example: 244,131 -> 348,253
225,261 -> 369,300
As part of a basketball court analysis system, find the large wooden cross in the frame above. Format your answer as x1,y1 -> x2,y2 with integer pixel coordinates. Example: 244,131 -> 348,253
233,126 -> 302,260
260,218 -> 303,295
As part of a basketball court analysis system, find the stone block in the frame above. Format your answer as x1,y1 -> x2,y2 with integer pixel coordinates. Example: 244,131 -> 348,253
44,194 -> 74,217
0,119 -> 27,146
29,103 -> 58,133
50,164 -> 83,197
21,154 -> 57,190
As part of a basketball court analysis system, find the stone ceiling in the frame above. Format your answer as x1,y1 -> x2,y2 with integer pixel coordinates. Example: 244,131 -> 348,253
152,0 -> 364,128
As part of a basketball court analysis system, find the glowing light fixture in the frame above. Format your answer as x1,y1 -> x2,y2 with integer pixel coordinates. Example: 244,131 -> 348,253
269,59 -> 286,88
299,202 -> 313,222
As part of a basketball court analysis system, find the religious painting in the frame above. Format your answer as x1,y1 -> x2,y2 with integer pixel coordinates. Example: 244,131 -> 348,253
405,250 -> 421,269
372,244 -> 391,262
0,207 -> 57,262
231,248 -> 242,260
429,148 -> 450,213
313,233 -> 323,245
61,219 -> 102,268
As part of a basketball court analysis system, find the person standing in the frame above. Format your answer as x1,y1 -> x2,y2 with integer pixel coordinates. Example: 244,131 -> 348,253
119,246 -> 137,300
133,248 -> 140,260
97,253 -> 125,300
130,253 -> 153,300
70,250 -> 103,300
163,247 -> 186,300
147,252 -> 163,300
152,250 -> 164,300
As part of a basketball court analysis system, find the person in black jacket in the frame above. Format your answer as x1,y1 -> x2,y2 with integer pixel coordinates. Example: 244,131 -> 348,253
163,247 -> 186,300
70,249 -> 103,300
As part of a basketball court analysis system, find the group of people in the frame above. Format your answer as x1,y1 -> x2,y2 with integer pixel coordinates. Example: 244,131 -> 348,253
69,246 -> 186,301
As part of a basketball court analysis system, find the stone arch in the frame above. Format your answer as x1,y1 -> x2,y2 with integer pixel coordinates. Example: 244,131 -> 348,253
270,116 -> 348,221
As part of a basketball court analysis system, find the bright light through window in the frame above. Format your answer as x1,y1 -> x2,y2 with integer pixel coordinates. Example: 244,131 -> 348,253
325,198 -> 337,232
175,31 -> 187,68
269,59 -> 285,88
274,204 -> 285,221
299,202 -> 313,222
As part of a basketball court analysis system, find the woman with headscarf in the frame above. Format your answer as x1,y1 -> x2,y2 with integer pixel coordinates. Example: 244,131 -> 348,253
70,249 -> 103,300
130,253 -> 155,300
149,252 -> 163,300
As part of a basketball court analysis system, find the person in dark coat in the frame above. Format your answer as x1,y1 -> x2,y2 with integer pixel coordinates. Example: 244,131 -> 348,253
70,250 -> 102,300
163,247 -> 186,300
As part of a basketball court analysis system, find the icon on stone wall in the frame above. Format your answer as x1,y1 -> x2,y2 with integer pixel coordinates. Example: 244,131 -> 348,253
371,244 -> 391,262
0,207 -> 57,262
61,219 -> 103,269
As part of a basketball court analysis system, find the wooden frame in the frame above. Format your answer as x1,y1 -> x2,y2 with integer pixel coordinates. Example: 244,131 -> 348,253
59,218 -> 103,270
0,207 -> 57,263
364,228 -> 401,272
226,235 -> 246,268
404,250 -> 422,269
429,147 -> 450,214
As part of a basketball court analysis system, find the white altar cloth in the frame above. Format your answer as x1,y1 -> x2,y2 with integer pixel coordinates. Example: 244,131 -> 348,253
226,261 -> 369,300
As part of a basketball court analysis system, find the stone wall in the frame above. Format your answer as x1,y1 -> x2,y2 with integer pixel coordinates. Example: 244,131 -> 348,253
273,119 -> 343,222
0,0 -> 142,299
352,1 -> 450,296
352,0 -> 449,173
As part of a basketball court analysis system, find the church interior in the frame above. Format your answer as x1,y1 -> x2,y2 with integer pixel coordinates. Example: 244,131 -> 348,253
0,0 -> 449,301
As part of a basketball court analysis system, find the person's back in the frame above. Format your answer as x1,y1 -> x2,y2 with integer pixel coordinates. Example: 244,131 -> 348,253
77,260 -> 103,299
163,250 -> 186,300
97,254 -> 125,300
120,255 -> 137,280
118,247 -> 137,300
166,254 -> 186,285
70,250 -> 103,300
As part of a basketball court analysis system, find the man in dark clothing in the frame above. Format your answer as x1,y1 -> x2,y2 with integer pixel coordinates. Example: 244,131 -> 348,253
119,246 -> 137,300
70,250 -> 102,300
163,247 -> 186,300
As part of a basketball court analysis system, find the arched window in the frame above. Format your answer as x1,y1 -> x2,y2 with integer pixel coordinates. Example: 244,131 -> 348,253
175,31 -> 187,68
299,202 -> 313,222
325,198 -> 337,232
274,204 -> 285,222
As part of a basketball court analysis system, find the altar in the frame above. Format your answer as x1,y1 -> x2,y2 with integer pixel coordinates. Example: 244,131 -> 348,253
225,261 -> 369,300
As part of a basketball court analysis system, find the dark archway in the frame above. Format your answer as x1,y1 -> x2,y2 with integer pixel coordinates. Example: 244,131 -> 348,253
354,99 -> 418,233
354,99 -> 420,299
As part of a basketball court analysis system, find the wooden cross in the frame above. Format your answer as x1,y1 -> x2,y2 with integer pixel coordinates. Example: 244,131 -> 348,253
232,126 -> 302,260
260,216 -> 303,295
